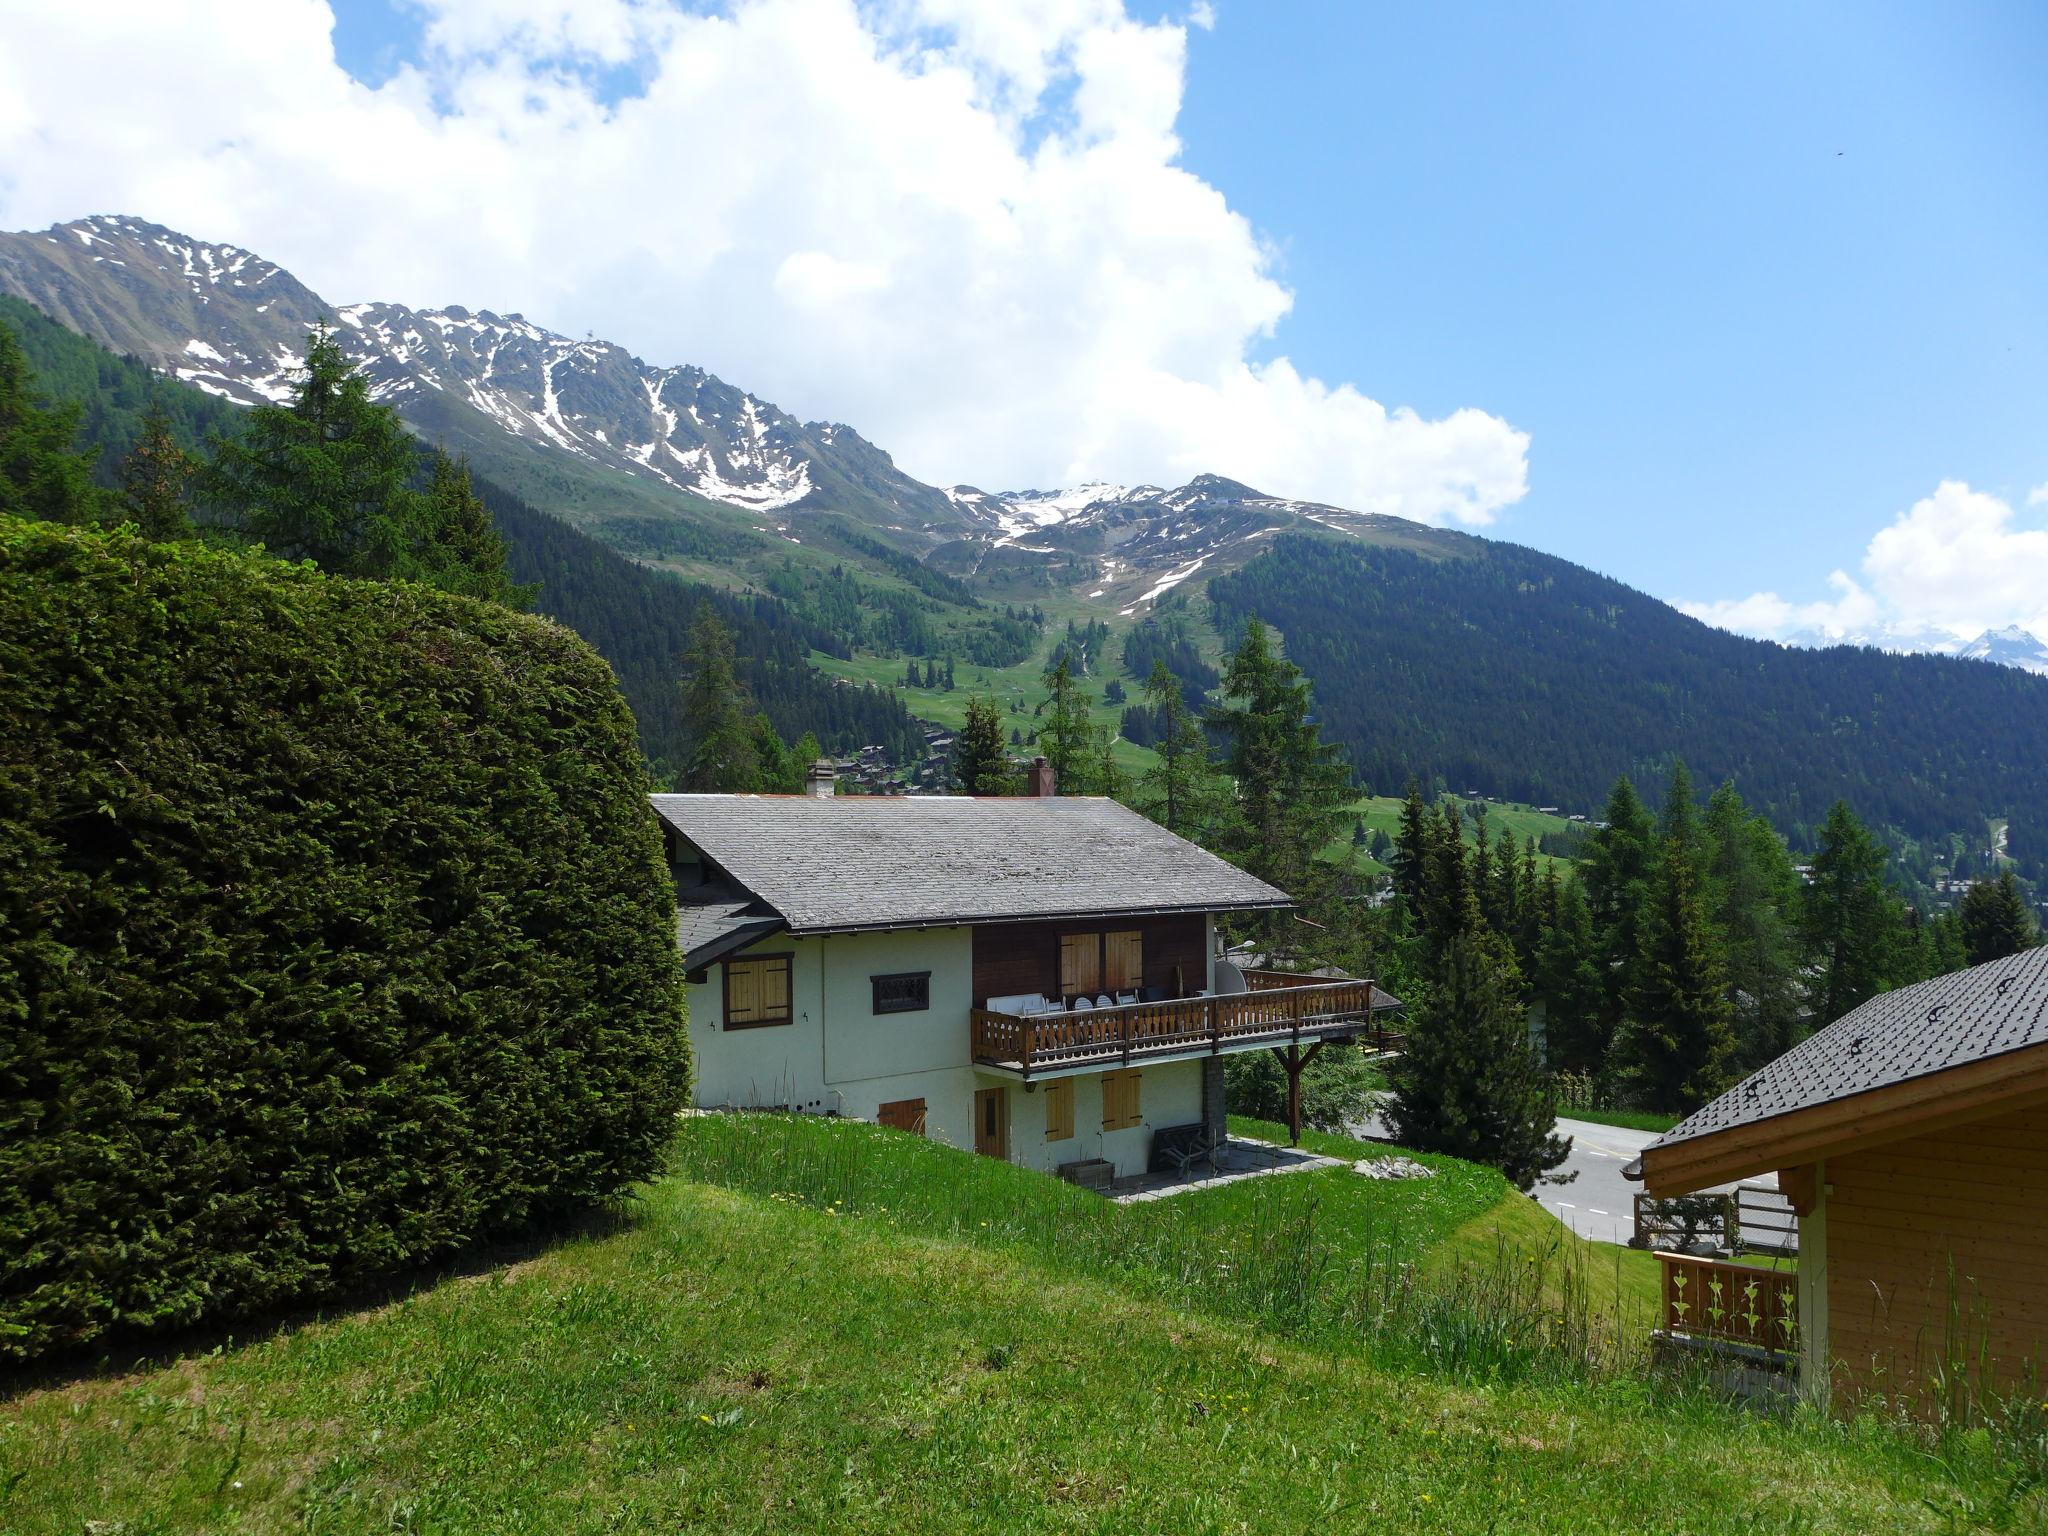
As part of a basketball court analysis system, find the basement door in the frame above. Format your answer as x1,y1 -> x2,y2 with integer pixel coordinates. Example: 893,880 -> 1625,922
974,1086 -> 1009,1159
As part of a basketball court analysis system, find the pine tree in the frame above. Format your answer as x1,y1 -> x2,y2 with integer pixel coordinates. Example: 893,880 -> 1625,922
203,324 -> 426,577
1959,871 -> 2038,966
954,695 -> 1011,795
1388,931 -> 1571,1190
1534,873 -> 1606,1072
1616,835 -> 1735,1112
1136,658 -> 1222,836
116,400 -> 194,539
1206,618 -> 1350,891
1392,781 -> 1433,909
1800,799 -> 1896,1026
1580,776 -> 1655,1068
417,449 -> 530,607
679,607 -> 760,792
0,320 -> 105,526
1701,781 -> 1804,1070
1422,801 -> 1471,957
1038,657 -> 1093,794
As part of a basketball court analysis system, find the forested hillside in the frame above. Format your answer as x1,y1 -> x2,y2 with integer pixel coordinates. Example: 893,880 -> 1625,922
1211,534 -> 2048,849
0,297 -> 922,775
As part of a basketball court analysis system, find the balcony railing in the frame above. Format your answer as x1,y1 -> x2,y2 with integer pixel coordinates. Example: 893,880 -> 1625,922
1656,1251 -> 1799,1359
970,979 -> 1401,1076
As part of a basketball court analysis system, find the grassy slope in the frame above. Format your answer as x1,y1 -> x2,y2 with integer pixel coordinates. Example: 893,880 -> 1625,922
4,1130 -> 2012,1534
1323,793 -> 1587,871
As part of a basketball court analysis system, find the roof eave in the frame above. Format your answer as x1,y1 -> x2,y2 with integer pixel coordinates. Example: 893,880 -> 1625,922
1634,1038 -> 2048,1196
787,896 -> 1295,938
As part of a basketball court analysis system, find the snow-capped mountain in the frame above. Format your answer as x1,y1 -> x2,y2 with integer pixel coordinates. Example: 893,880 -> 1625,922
0,215 -> 963,538
0,214 -> 1466,608
1956,625 -> 2048,676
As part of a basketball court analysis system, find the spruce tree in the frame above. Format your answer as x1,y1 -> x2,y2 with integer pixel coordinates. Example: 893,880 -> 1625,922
204,324 -> 425,577
1388,930 -> 1571,1190
1800,799 -> 1896,1025
1136,658 -> 1222,836
1959,871 -> 2038,966
418,449 -> 530,607
1701,781 -> 1803,1070
954,695 -> 1011,794
679,607 -> 760,792
0,321 -> 105,526
1038,657 -> 1093,794
1617,836 -> 1735,1112
1392,781 -> 1433,909
1206,617 -> 1350,891
1534,873 -> 1606,1072
116,400 -> 194,539
1580,776 -> 1655,1068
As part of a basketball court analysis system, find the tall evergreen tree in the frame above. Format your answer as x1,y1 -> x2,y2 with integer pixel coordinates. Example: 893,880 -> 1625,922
0,320 -> 105,526
418,448 -> 530,607
1136,658 -> 1222,835
1701,781 -> 1804,1070
1038,657 -> 1093,794
204,324 -> 425,577
1534,873 -> 1606,1072
1392,781 -> 1433,909
1579,776 -> 1655,1068
1959,871 -> 2038,966
1616,835 -> 1736,1112
1800,799 -> 1897,1026
1388,931 -> 1571,1190
679,606 -> 760,792
116,400 -> 194,539
954,695 -> 1011,795
1206,618 -> 1350,891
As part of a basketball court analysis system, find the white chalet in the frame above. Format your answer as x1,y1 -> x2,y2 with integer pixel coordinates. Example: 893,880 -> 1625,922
652,764 -> 1401,1181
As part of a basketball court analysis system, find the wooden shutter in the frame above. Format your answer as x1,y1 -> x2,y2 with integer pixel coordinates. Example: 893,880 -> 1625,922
1104,930 -> 1143,991
1059,933 -> 1102,997
725,955 -> 792,1027
878,1098 -> 927,1135
1044,1078 -> 1074,1141
1102,1069 -> 1142,1131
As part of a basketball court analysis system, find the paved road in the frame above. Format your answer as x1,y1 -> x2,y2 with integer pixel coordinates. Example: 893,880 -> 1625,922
1350,1109 -> 1776,1248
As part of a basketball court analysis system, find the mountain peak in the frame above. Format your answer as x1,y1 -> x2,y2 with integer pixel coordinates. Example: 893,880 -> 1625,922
1957,625 -> 2048,675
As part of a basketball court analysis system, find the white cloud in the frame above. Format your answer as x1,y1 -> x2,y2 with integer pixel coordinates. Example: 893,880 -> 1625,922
2029,482 -> 2048,508
1683,480 -> 2048,649
0,0 -> 1529,524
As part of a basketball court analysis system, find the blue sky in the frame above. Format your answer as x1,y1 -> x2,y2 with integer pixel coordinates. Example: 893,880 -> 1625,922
15,1 -> 2044,634
1170,2 -> 2048,614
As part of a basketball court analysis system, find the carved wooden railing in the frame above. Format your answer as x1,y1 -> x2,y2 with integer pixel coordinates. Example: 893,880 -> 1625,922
971,980 -> 1402,1075
1657,1251 -> 1798,1357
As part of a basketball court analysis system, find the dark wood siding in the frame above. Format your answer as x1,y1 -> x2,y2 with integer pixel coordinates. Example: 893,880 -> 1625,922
972,915 -> 1206,1006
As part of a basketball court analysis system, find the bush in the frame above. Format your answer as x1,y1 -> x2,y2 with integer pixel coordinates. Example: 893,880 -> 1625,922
1225,1043 -> 1384,1133
0,519 -> 689,1361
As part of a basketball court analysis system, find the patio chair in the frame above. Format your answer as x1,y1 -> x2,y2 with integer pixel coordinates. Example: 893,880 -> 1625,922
1150,1122 -> 1223,1179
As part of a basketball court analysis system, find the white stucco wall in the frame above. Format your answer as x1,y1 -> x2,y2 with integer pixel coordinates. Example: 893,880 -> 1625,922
690,925 -> 1209,1178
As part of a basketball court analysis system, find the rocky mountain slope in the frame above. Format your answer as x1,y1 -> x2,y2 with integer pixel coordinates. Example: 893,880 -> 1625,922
1956,624 -> 2048,676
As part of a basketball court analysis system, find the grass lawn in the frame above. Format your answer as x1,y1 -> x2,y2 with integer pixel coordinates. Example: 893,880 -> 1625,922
1322,793 -> 1587,871
1559,1107 -> 1683,1134
3,1120 -> 2036,1533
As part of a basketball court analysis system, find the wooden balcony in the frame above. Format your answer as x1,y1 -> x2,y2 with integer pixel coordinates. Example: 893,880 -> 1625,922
1655,1251 -> 1799,1360
970,979 -> 1402,1077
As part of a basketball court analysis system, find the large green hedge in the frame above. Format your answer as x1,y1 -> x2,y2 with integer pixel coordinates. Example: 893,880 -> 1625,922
0,518 -> 689,1361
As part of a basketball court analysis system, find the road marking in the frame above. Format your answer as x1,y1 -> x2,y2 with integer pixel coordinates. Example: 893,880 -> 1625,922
1589,1208 -> 1609,1216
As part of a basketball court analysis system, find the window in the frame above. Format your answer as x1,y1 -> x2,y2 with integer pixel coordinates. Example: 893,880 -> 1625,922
871,971 -> 931,1014
1104,930 -> 1143,992
1059,932 -> 1101,997
878,1098 -> 927,1135
1043,1078 -> 1074,1141
724,954 -> 792,1028
1102,1069 -> 1142,1131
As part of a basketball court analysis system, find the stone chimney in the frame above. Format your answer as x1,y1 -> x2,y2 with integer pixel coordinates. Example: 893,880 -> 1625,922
805,758 -> 837,798
1028,755 -> 1056,797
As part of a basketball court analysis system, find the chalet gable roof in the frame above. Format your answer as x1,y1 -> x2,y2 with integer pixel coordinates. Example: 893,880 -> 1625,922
1633,944 -> 2048,1192
651,792 -> 1292,936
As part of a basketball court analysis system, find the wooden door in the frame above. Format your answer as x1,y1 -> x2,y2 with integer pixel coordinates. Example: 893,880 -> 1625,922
878,1097 -> 926,1135
974,1086 -> 1009,1159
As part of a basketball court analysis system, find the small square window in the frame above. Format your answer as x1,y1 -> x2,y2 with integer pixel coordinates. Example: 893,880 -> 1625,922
871,971 -> 931,1014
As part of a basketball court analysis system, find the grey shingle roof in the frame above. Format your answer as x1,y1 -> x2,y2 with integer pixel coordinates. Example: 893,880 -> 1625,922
649,793 -> 1292,933
1646,944 -> 2048,1155
674,900 -> 784,970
